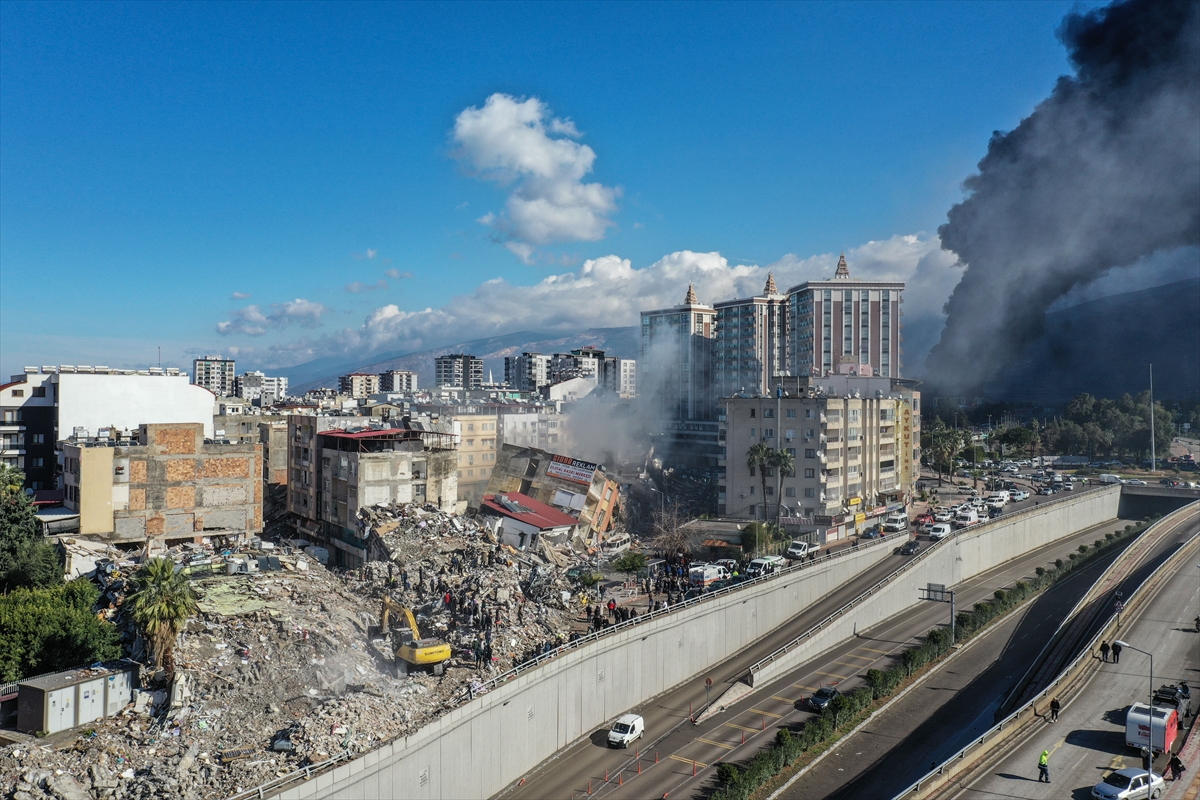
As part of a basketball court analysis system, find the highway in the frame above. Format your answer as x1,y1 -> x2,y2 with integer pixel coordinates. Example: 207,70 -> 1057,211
499,511 -> 1131,800
946,539 -> 1199,799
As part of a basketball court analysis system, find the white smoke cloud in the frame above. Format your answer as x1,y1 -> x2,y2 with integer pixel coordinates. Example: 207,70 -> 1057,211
249,234 -> 955,368
452,94 -> 620,263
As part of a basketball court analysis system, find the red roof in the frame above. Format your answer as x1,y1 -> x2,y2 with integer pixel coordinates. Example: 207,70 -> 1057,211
480,492 -> 578,530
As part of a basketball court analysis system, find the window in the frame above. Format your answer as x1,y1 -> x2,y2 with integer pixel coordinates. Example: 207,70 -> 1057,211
748,464 -> 755,476
849,409 -> 860,422
785,487 -> 796,497
10,390 -> 23,397
749,428 -> 756,438
848,465 -> 860,476
805,428 -> 815,438
32,387 -> 46,397
805,409 -> 813,419
763,428 -> 774,439
32,433 -> 44,444
804,488 -> 815,498
763,408 -> 773,418
804,468 -> 815,478
804,448 -> 816,459
32,457 -> 44,467
749,486 -> 755,495
765,486 -> 775,496
785,428 -> 795,440
786,409 -> 796,418
749,409 -> 756,418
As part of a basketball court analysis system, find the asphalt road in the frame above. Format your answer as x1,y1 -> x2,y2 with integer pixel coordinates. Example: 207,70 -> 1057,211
949,541 -> 1200,799
776,513 -> 1196,800
498,513 -> 1129,800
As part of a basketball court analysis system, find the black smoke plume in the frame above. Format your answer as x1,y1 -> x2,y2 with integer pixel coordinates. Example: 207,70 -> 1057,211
926,0 -> 1200,392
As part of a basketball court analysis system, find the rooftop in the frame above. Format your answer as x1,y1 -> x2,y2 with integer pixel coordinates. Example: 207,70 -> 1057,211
480,492 -> 579,530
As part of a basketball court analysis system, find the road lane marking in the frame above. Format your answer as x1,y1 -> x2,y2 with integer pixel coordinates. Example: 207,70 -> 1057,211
669,754 -> 706,768
725,723 -> 759,733
844,653 -> 875,661
833,661 -> 864,670
816,671 -> 847,680
697,737 -> 734,750
771,695 -> 794,704
750,708 -> 783,719
858,647 -> 890,654
792,683 -> 817,692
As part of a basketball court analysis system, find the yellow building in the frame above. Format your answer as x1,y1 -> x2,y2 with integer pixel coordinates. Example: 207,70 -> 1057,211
456,413 -> 499,506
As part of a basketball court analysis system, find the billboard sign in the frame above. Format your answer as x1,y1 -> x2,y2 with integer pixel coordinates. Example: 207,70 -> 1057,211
546,454 -> 598,486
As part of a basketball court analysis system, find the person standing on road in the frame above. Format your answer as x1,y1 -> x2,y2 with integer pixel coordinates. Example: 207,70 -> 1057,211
1111,641 -> 1122,663
1049,698 -> 1061,722
1037,750 -> 1050,783
1100,641 -> 1111,662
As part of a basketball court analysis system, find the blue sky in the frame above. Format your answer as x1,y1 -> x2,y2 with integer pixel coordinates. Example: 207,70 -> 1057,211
0,0 -> 1109,378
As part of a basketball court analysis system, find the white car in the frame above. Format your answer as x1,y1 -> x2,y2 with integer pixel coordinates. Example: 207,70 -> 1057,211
934,509 -> 954,523
607,714 -> 645,748
1090,768 -> 1165,800
927,523 -> 953,540
1125,479 -> 1148,486
1063,482 -> 1074,491
1010,490 -> 1030,501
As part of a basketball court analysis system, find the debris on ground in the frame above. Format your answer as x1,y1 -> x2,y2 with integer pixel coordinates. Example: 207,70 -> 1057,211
0,503 -> 623,800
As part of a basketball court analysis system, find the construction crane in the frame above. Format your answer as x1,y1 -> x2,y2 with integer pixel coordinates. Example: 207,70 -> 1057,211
380,597 -> 451,675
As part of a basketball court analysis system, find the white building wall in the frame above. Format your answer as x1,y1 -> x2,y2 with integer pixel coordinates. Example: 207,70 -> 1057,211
55,373 -> 215,441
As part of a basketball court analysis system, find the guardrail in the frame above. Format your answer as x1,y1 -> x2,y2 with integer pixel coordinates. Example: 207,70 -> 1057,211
222,485 -> 1113,800
892,499 -> 1200,799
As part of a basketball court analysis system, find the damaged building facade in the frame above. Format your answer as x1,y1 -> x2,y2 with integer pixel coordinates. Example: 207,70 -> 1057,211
485,443 -> 620,544
61,422 -> 263,544
286,414 -> 458,567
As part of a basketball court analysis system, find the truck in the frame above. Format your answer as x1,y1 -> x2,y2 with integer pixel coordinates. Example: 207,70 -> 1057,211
1125,702 -> 1177,754
785,540 -> 812,559
688,563 -> 729,588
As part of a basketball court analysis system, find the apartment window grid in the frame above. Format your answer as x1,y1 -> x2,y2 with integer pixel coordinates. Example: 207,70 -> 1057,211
822,290 -> 833,371
859,290 -> 870,365
842,290 -> 854,358
881,289 -> 891,375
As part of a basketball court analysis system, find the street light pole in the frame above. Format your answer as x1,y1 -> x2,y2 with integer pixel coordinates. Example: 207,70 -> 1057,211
1115,640 -> 1155,783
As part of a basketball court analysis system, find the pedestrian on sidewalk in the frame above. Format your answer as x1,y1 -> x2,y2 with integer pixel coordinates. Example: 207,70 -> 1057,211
1166,753 -> 1185,781
1037,750 -> 1050,783
1100,641 -> 1111,662
1111,641 -> 1122,663
1049,698 -> 1060,723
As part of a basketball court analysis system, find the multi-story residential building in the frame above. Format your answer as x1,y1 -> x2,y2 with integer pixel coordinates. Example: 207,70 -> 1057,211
485,443 -> 621,543
286,414 -> 458,567
61,422 -> 262,545
602,357 -> 637,397
454,411 -> 499,506
504,353 -> 551,392
2,366 -> 214,490
786,254 -> 904,378
549,351 -> 600,385
714,273 -> 789,397
193,355 -> 236,396
234,371 -> 289,404
435,354 -> 484,390
379,370 -> 418,393
718,374 -> 920,545
640,284 -> 717,422
338,373 -> 381,399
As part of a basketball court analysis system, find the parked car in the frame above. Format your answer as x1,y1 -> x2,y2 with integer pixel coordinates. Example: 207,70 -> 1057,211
806,686 -> 840,712
898,540 -> 921,556
1090,768 -> 1164,800
860,527 -> 883,540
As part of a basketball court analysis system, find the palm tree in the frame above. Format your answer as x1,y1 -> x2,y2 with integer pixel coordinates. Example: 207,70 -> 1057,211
127,557 -> 198,679
746,443 -> 771,519
770,448 -> 795,523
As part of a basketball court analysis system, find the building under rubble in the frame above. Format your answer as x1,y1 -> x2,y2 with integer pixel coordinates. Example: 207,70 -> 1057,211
286,414 -> 458,567
484,443 -> 620,546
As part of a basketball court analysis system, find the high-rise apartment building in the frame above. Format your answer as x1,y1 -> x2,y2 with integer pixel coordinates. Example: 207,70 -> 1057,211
338,373 -> 381,398
786,255 -> 903,378
193,355 -> 236,396
379,370 -> 418,393
713,273 -> 788,398
235,371 -> 289,404
640,284 -> 717,422
435,354 -> 484,390
504,353 -> 551,392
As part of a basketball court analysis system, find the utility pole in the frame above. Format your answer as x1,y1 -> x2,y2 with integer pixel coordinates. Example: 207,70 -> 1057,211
1149,364 -> 1156,471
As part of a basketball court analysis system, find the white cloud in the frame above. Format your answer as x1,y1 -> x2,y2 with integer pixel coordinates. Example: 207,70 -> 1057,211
231,291 -> 251,300
350,248 -> 378,260
217,298 -> 328,336
384,268 -> 413,280
345,279 -> 389,293
452,94 -> 620,259
257,234 -> 959,368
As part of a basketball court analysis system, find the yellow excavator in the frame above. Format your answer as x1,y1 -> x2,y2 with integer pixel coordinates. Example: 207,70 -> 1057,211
380,597 -> 451,676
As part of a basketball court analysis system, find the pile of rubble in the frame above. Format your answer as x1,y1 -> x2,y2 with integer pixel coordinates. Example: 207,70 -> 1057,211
1,503 -> 604,800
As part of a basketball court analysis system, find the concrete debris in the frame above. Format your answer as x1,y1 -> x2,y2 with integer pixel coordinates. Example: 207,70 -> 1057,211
0,502 -> 622,800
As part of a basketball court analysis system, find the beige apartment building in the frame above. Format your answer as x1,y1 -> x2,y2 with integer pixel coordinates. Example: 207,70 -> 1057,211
719,374 -> 920,544
456,412 -> 499,506
338,373 -> 382,399
62,422 -> 262,544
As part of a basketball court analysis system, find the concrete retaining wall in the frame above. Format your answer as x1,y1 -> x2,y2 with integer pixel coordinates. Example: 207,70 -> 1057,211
277,486 -> 1121,800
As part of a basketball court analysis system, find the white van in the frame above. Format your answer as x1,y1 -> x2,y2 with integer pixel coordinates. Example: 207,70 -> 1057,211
608,714 -> 645,748
1099,474 -> 1122,485
953,509 -> 979,529
785,540 -> 812,559
882,513 -> 908,533
985,492 -> 1010,505
602,533 -> 631,552
746,555 -> 786,578
927,523 -> 953,541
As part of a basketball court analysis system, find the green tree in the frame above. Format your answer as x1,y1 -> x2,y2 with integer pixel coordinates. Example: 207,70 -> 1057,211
0,579 -> 121,681
611,550 -> 649,583
127,558 -> 198,679
0,467 -> 63,593
746,442 -> 772,518
770,448 -> 795,522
